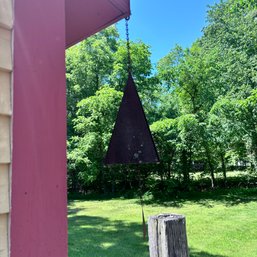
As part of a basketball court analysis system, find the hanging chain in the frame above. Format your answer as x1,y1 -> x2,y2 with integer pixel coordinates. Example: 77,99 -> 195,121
125,16 -> 132,73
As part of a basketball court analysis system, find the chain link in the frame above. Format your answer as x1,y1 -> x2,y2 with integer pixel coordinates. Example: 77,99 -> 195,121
125,16 -> 132,73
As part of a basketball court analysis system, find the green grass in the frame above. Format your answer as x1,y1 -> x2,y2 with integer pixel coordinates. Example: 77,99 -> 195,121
68,188 -> 257,257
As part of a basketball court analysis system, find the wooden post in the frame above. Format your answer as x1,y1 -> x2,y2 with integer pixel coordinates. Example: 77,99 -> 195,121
148,214 -> 189,257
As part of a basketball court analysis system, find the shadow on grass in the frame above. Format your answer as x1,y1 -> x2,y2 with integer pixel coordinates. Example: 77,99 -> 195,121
68,187 -> 257,210
67,201 -> 87,215
190,248 -> 227,257
68,214 -> 149,257
68,211 -> 229,257
141,187 -> 257,208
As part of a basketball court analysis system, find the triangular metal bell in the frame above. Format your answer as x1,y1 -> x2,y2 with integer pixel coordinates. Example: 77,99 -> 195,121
104,73 -> 159,165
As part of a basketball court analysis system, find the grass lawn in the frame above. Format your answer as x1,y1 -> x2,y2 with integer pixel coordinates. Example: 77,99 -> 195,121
68,188 -> 257,257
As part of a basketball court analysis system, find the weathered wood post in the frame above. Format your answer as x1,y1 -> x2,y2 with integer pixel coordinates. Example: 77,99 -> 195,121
148,214 -> 189,257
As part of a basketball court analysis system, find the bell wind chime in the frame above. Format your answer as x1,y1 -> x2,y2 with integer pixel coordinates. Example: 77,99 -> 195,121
104,16 -> 159,239
104,16 -> 159,165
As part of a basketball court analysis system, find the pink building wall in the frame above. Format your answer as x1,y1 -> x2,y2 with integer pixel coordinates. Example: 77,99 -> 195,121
10,1 -> 130,256
11,1 -> 67,256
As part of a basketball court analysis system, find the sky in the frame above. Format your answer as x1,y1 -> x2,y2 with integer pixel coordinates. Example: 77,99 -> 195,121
117,0 -> 220,65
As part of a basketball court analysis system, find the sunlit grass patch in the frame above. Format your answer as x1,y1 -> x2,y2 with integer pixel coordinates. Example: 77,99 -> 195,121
68,188 -> 257,257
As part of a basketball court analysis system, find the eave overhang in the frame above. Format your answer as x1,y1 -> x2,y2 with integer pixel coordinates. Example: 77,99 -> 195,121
65,0 -> 131,48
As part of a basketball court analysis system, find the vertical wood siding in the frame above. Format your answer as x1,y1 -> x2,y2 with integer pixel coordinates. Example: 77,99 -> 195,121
0,0 -> 13,257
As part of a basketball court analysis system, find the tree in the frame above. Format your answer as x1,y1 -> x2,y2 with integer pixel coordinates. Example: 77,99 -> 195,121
156,45 -> 184,119
66,0 -> 257,193
203,0 -> 257,98
110,40 -> 162,123
66,31 -> 163,192
151,115 -> 201,186
68,87 -> 122,192
66,26 -> 119,138
176,114 -> 201,185
151,118 -> 178,181
237,90 -> 257,170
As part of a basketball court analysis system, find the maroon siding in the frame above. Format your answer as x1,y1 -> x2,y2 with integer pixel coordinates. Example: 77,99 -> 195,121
10,0 -> 130,256
11,0 -> 67,256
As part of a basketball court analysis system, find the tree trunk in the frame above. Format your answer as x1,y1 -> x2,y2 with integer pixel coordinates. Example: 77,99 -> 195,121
167,161 -> 171,180
111,179 -> 115,194
220,153 -> 227,184
181,150 -> 190,185
148,214 -> 189,257
252,132 -> 257,172
204,144 -> 215,188
99,165 -> 107,194
209,161 -> 215,189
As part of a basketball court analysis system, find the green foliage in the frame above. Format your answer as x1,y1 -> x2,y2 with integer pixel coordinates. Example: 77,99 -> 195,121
151,118 -> 177,180
67,0 -> 257,193
66,26 -> 119,137
157,45 -> 184,90
110,41 -> 152,91
68,87 -> 122,191
110,40 -> 161,123
204,0 -> 257,98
